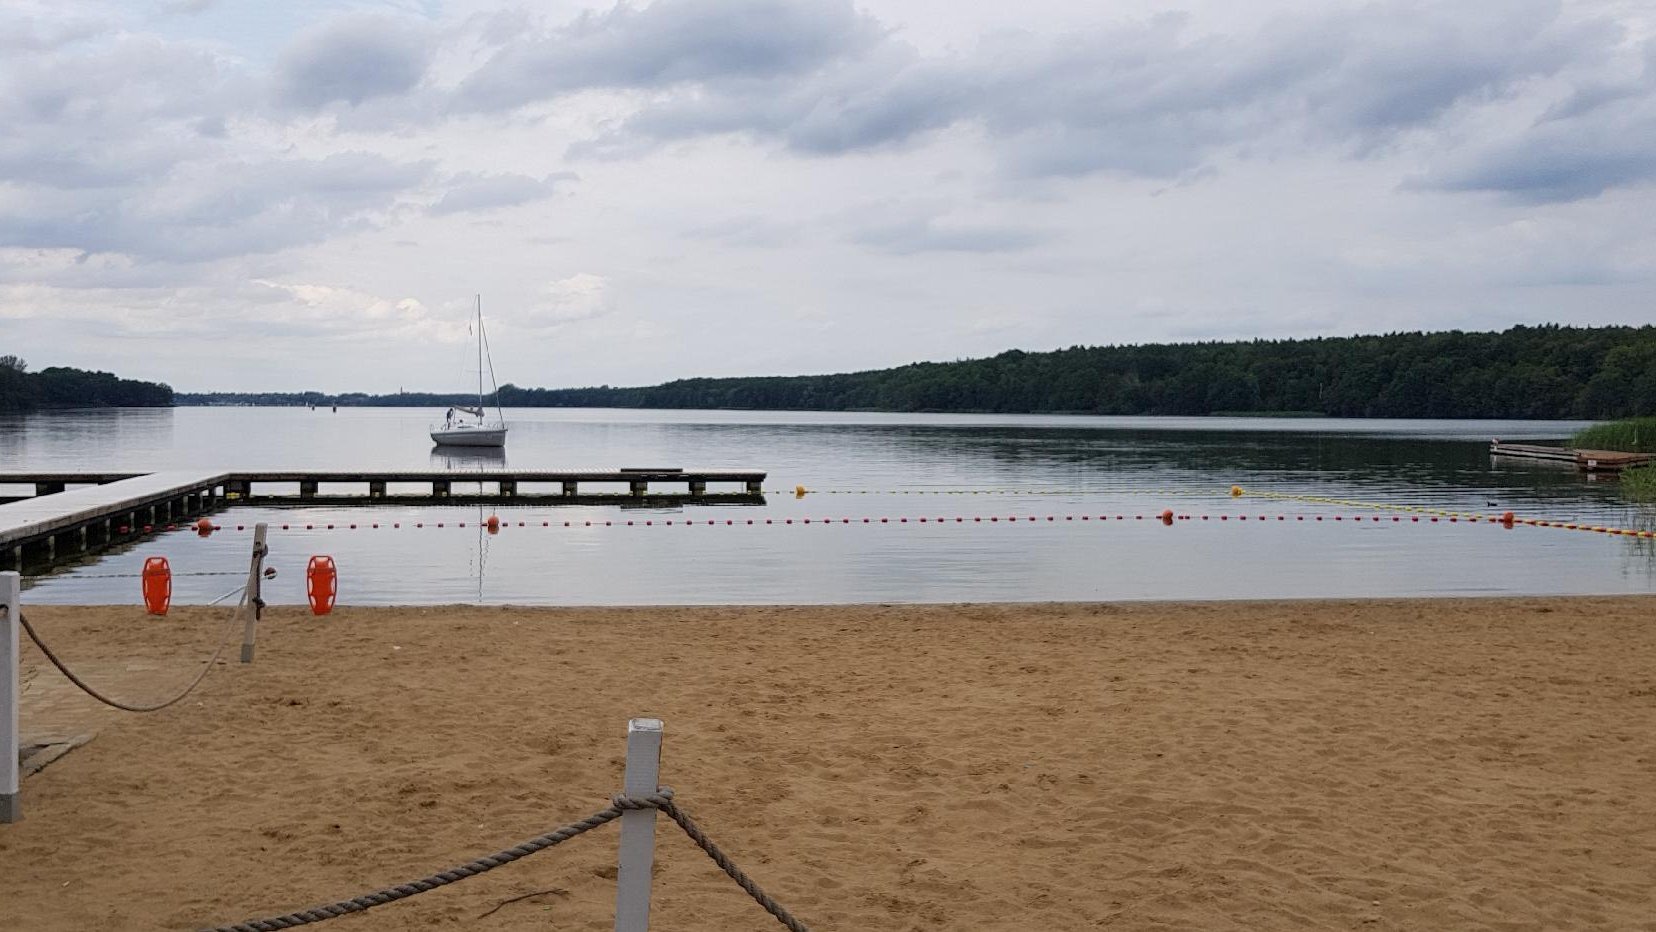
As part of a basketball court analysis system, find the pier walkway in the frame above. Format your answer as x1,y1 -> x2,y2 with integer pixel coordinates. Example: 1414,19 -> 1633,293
1488,441 -> 1653,473
0,467 -> 767,570
0,471 -> 227,568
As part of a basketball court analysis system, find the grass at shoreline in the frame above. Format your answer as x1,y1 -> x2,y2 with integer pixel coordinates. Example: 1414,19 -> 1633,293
1571,417 -> 1656,503
1573,416 -> 1656,453
1624,466 -> 1656,502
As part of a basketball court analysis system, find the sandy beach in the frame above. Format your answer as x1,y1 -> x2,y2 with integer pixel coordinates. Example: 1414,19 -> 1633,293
2,597 -> 1655,930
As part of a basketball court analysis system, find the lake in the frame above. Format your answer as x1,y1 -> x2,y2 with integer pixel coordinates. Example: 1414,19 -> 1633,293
3,407 -> 1651,605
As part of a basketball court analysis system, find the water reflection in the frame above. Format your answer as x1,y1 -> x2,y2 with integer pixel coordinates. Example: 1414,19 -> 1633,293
429,446 -> 507,470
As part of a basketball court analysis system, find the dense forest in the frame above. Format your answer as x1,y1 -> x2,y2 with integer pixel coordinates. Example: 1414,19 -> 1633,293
0,356 -> 174,411
179,325 -> 1656,419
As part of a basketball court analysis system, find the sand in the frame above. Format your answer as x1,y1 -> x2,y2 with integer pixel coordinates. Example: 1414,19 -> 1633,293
2,597 -> 1655,931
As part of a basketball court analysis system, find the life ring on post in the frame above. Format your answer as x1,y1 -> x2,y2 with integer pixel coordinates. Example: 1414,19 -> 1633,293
142,557 -> 172,616
306,555 -> 338,616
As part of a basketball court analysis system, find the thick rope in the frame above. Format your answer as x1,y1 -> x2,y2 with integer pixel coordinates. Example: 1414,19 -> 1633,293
661,799 -> 812,932
202,791 -> 675,932
11,594 -> 245,713
201,789 -> 812,932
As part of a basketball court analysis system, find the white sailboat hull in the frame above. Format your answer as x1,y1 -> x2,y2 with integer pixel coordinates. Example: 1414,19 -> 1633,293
430,424 -> 508,447
431,295 -> 508,448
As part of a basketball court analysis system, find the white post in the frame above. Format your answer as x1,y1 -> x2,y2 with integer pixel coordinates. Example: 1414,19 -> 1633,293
239,523 -> 268,664
2,571 -> 20,823
614,717 -> 664,932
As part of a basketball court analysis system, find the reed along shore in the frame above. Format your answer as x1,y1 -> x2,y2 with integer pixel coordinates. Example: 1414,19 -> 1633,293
3,597 -> 1654,930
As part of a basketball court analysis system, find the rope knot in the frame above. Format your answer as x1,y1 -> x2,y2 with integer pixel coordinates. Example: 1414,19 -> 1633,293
611,788 -> 674,811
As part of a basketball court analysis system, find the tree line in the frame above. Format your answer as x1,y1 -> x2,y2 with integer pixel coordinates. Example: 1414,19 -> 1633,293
0,356 -> 174,411
177,324 -> 1656,419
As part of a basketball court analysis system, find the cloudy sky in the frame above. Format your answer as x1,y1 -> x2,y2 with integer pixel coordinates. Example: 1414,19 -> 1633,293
2,0 -> 1654,393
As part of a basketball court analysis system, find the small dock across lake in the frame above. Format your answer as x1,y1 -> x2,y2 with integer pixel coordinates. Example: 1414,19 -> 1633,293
0,468 -> 766,570
1489,441 -> 1653,473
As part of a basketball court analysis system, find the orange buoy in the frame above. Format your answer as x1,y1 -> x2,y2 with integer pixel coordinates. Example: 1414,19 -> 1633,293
306,555 -> 338,616
486,515 -> 501,534
141,557 -> 172,616
1160,509 -> 1174,526
194,517 -> 214,536
1500,511 -> 1515,529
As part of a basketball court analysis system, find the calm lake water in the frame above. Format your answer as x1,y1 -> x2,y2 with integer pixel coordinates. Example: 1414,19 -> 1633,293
3,407 -> 1652,605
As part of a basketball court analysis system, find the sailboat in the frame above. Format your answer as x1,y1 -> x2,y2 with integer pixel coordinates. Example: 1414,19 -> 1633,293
430,296 -> 508,448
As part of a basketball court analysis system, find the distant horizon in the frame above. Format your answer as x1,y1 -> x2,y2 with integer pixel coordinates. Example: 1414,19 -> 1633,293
168,321 -> 1647,395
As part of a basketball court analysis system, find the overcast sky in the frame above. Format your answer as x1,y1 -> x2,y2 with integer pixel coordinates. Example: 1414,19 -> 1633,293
2,0 -> 1654,393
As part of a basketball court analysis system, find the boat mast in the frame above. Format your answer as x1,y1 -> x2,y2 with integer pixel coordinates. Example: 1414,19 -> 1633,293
475,294 -> 484,420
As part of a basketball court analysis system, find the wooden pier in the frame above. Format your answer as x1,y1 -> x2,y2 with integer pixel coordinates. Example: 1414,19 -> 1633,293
1489,441 -> 1654,473
0,468 -> 766,570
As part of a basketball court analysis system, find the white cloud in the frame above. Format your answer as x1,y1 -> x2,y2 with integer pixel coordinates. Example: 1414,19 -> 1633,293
0,0 -> 1653,392
274,13 -> 436,110
428,171 -> 577,215
513,273 -> 616,330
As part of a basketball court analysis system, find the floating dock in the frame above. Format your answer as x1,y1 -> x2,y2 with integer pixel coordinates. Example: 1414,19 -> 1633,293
0,468 -> 767,570
1489,441 -> 1653,473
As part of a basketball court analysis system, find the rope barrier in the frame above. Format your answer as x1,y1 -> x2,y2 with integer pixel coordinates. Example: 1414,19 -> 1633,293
188,514 -> 1584,530
656,793 -> 809,932
1232,488 -> 1656,538
204,789 -> 809,932
208,582 -> 249,606
9,592 -> 247,713
771,488 -> 1229,496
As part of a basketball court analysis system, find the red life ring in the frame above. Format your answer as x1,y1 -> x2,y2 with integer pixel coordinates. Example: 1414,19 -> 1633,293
306,555 -> 338,616
142,557 -> 171,615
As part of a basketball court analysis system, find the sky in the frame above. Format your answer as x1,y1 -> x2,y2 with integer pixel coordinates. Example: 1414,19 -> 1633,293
1,0 -> 1654,393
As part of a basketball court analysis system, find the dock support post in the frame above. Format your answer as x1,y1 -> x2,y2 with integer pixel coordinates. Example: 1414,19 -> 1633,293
688,480 -> 706,496
499,479 -> 517,497
747,479 -> 763,494
239,524 -> 268,664
630,479 -> 647,497
34,481 -> 64,497
299,479 -> 318,499
614,717 -> 664,932
368,480 -> 386,499
563,481 -> 578,496
2,571 -> 21,823
433,479 -> 451,498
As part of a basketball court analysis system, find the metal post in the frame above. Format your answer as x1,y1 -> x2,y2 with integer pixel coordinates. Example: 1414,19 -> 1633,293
239,524 -> 268,663
2,571 -> 20,823
614,718 -> 664,932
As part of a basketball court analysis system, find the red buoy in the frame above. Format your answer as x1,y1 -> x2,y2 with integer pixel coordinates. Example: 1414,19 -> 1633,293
1160,509 -> 1175,526
194,517 -> 214,536
306,555 -> 338,616
142,557 -> 172,616
486,515 -> 501,534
